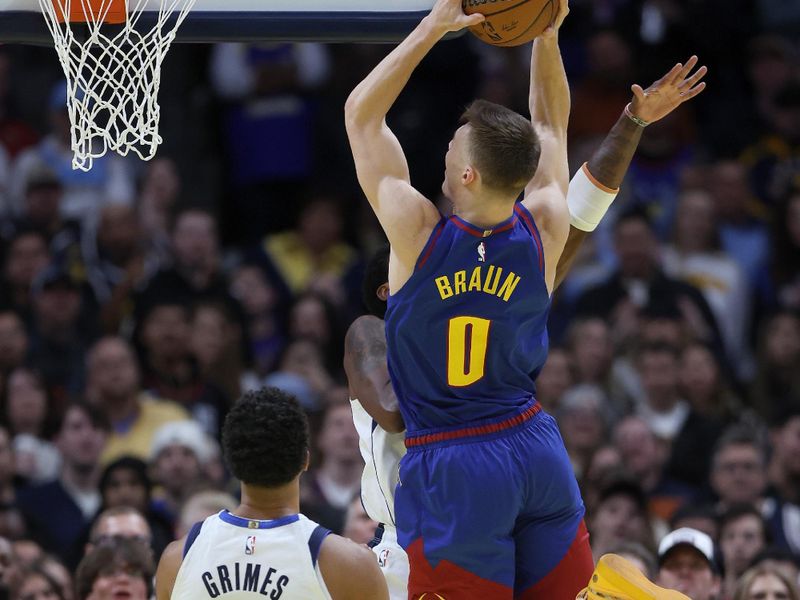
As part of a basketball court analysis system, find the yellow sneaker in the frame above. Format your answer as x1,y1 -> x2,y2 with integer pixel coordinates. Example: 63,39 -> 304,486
577,554 -> 690,600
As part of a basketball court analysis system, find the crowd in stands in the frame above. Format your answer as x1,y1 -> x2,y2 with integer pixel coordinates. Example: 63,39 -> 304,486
0,0 -> 797,598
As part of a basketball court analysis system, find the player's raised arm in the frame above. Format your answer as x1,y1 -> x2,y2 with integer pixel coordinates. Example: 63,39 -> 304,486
344,315 -> 404,433
553,56 -> 708,288
520,0 -> 571,292
344,0 -> 483,278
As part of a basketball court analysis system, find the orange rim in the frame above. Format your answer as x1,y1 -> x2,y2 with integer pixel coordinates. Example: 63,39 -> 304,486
52,0 -> 127,24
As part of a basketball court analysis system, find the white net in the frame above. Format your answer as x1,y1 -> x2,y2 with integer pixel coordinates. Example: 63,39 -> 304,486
39,0 -> 198,171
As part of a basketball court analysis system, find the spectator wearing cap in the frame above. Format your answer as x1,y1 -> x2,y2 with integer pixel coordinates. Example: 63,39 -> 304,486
28,260 -> 99,403
9,80 -> 134,223
765,404 -> 800,555
17,403 -> 108,570
656,527 -> 721,600
556,384 -> 609,479
710,425 -> 768,513
86,336 -> 189,465
149,420 -> 218,528
720,504 -> 771,599
587,477 -> 655,562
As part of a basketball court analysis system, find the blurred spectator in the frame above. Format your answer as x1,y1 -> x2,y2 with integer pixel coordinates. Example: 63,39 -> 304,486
0,427 -> 21,539
0,310 -> 27,391
209,43 -> 331,240
556,384 -> 609,479
259,196 -> 362,309
656,527 -> 721,600
708,160 -> 770,288
287,292 -> 345,376
752,311 -> 800,419
85,337 -> 188,464
135,158 -> 180,265
0,535 -> 10,598
535,348 -> 573,413
765,405 -> 800,554
264,338 -> 333,412
710,425 -> 768,512
12,564 -> 65,600
637,342 -> 723,488
136,301 -> 229,437
190,301 -> 244,404
2,367 -> 60,483
605,541 -> 658,580
587,477 -> 654,562
765,190 -> 800,313
230,263 -> 286,382
175,490 -> 238,539
134,207 -> 243,330
74,538 -> 152,600
35,555 -> 73,600
85,507 -> 151,557
342,495 -> 378,546
0,229 -> 50,321
17,403 -> 107,569
733,564 -> 800,600
612,416 -> 696,521
97,457 -> 172,560
9,81 -> 134,222
669,504 -> 720,543
748,547 -> 800,587
663,188 -> 752,373
300,402 -> 362,534
0,51 -> 37,161
719,504 -> 771,599
149,420 -> 216,527
679,341 -> 744,426
27,262 -> 98,404
574,209 -> 720,350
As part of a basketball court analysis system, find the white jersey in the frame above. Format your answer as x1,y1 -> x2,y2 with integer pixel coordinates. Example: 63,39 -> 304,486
172,510 -> 332,600
350,398 -> 406,526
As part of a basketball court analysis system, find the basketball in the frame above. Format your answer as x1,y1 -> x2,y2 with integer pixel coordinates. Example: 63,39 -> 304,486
463,0 -> 555,47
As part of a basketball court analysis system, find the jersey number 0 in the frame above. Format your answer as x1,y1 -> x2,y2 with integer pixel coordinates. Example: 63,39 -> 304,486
447,316 -> 491,387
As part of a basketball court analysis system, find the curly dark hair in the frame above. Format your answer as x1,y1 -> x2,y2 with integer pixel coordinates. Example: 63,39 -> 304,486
361,245 -> 390,319
222,387 -> 309,488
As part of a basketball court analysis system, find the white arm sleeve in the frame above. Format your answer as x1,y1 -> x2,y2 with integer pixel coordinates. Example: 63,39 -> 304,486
567,163 -> 619,232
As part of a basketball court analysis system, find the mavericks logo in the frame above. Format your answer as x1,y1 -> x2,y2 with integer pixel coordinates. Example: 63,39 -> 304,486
418,595 -> 446,600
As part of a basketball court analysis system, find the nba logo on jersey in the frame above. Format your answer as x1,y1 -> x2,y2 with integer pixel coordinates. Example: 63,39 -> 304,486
477,241 -> 486,262
378,548 -> 390,567
244,535 -> 256,555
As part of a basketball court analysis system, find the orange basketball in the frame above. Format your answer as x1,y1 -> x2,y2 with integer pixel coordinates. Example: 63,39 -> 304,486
463,0 -> 555,47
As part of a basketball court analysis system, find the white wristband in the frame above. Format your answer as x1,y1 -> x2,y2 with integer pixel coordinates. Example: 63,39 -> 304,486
567,163 -> 619,232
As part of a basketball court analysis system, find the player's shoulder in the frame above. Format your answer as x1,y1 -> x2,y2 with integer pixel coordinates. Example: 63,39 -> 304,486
318,534 -> 388,599
155,537 -> 186,600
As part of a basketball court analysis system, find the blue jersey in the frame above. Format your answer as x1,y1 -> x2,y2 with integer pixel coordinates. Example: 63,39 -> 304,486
385,203 -> 550,434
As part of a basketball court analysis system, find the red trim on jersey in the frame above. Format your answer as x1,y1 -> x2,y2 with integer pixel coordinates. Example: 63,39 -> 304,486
516,520 -> 594,600
405,402 -> 541,448
416,219 -> 446,271
406,538 -> 514,600
514,204 -> 544,272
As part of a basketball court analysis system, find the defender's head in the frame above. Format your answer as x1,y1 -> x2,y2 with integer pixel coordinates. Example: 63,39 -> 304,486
361,245 -> 390,319
443,100 -> 540,204
222,387 -> 310,488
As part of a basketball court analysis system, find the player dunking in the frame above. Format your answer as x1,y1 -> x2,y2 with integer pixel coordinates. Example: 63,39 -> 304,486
155,388 -> 389,599
344,0 -> 706,597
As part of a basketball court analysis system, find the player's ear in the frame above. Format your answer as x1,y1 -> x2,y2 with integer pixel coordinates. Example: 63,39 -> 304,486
376,283 -> 389,302
302,449 -> 310,472
462,165 -> 477,186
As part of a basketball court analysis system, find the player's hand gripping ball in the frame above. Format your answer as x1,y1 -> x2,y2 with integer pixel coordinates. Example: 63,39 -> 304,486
462,0 -> 555,46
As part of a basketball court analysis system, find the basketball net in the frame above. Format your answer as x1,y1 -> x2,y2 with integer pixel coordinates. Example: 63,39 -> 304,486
39,0 -> 197,171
